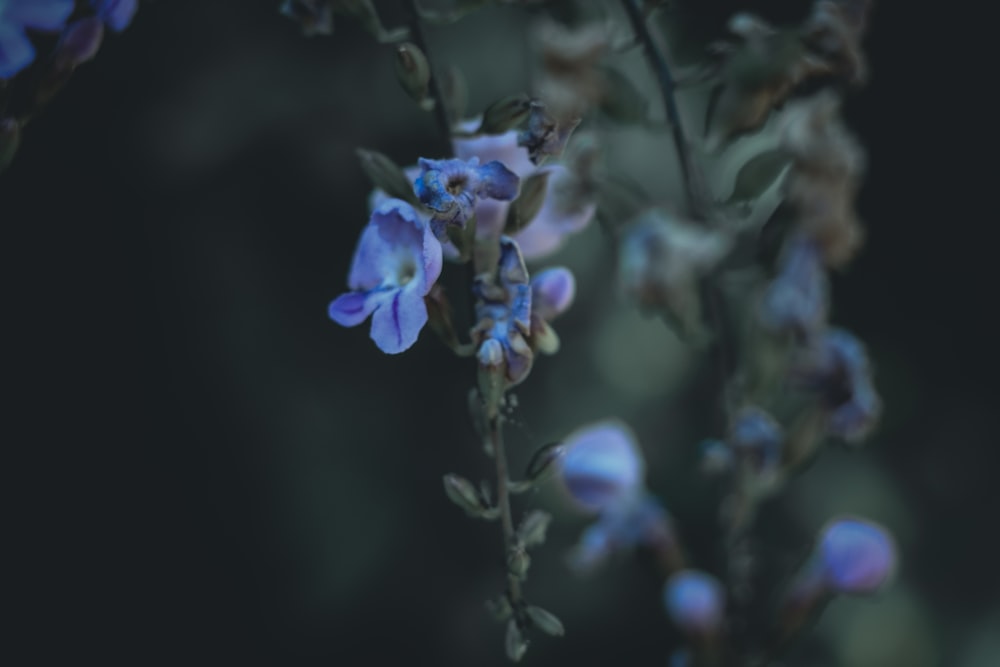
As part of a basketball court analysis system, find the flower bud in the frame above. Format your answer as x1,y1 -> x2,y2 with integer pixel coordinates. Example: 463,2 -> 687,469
525,605 -> 565,637
729,406 -> 783,471
393,42 -> 432,110
442,474 -> 486,517
524,442 -> 565,484
507,543 -> 531,580
817,516 -> 896,594
558,421 -> 645,513
663,570 -> 726,637
478,93 -> 533,135
530,267 -> 575,322
477,338 -> 506,419
55,19 -> 105,70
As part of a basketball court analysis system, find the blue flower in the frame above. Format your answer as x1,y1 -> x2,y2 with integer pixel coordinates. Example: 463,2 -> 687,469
328,198 -> 443,354
557,420 -> 645,513
729,406 -> 784,471
566,492 -> 674,573
90,0 -> 138,32
793,328 -> 881,442
472,236 -> 534,385
0,0 -> 74,79
759,234 -> 829,337
817,517 -> 896,594
663,570 -> 726,637
414,156 -> 519,234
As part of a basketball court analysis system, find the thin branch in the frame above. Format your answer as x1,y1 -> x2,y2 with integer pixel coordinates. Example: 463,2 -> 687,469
401,0 -> 453,156
491,418 -> 524,608
619,0 -> 711,220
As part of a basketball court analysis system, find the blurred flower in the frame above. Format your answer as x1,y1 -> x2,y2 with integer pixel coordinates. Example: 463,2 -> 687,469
818,516 -> 896,594
0,0 -> 75,79
414,156 -> 519,235
619,208 -> 732,338
55,18 -> 104,69
729,406 -> 784,471
759,234 -> 829,338
279,0 -> 334,36
558,420 -> 645,513
453,119 -> 596,260
471,237 -> 534,386
91,0 -> 137,32
793,328 -> 881,443
663,570 -> 727,637
328,198 -> 443,354
567,491 -> 673,573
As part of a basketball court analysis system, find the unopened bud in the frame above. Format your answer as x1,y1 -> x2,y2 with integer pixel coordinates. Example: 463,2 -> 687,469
505,170 -> 551,233
356,148 -> 420,206
55,19 -> 105,70
393,42 -> 432,110
663,570 -> 726,638
505,619 -> 529,662
0,118 -> 21,173
477,338 -> 506,419
525,605 -> 565,637
558,420 -> 645,513
524,442 -> 565,484
507,544 -> 531,579
478,93 -> 533,135
517,510 -> 552,548
443,474 -> 486,517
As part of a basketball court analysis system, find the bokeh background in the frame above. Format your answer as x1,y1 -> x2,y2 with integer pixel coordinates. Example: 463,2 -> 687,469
6,1 -> 996,665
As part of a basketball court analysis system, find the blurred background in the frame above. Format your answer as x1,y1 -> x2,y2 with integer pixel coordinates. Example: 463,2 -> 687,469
5,1 -> 995,665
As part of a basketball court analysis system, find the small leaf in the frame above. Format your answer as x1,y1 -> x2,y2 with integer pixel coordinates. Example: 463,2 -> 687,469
486,595 -> 513,621
517,511 -> 553,548
443,474 -> 486,517
507,544 -> 531,580
505,619 -> 529,662
356,149 -> 419,206
525,605 -> 565,637
524,442 -> 565,483
504,171 -> 551,234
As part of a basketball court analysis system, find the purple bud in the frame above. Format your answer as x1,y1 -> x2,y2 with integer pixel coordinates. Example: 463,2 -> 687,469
818,517 -> 896,594
663,570 -> 726,636
55,18 -> 105,69
531,267 -> 575,322
729,406 -> 783,470
558,421 -> 645,513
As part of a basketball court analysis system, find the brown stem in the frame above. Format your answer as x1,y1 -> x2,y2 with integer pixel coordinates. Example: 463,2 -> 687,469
491,417 -> 524,607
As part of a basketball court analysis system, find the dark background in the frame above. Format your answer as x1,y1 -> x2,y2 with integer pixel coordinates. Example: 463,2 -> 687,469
5,1 -> 995,665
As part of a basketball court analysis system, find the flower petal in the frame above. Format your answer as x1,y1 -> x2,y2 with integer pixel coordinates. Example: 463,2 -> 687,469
452,119 -> 535,178
474,160 -> 520,201
370,285 -> 428,354
4,0 -> 74,31
92,0 -> 138,32
347,198 -> 426,291
328,290 -> 381,327
0,24 -> 34,79
420,214 -> 443,292
559,420 -> 645,513
531,267 -> 575,321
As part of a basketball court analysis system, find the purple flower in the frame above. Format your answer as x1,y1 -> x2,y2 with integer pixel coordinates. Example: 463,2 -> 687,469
663,570 -> 726,636
793,328 -> 881,443
453,119 -> 596,260
558,420 -> 645,513
414,156 -> 519,233
328,198 -> 443,354
567,492 -> 674,573
0,0 -> 74,79
818,517 -> 896,594
471,236 -> 534,385
729,406 -> 784,471
90,0 -> 137,32
759,235 -> 829,338
527,266 -> 575,355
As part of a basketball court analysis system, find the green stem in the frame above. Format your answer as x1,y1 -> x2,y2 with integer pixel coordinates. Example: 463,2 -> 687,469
401,0 -> 453,155
491,418 -> 524,608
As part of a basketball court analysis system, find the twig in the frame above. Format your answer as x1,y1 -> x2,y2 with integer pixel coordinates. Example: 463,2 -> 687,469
401,0 -> 453,156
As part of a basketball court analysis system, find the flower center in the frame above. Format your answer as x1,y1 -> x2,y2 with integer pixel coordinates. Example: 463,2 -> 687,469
446,175 -> 467,196
395,259 -> 417,287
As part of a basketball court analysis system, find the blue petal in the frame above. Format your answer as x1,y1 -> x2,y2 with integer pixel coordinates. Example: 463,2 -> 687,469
4,0 -> 75,31
92,0 -> 138,32
370,286 -> 427,354
475,160 -> 520,200
0,24 -> 34,79
328,291 -> 380,327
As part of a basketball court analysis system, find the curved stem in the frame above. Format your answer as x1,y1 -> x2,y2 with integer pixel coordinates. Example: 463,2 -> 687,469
491,418 -> 524,607
401,0 -> 453,155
